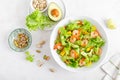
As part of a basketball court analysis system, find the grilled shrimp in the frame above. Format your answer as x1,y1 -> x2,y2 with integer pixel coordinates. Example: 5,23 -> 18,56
79,58 -> 86,66
70,35 -> 76,43
81,39 -> 88,47
91,31 -> 99,38
54,42 -> 63,50
70,50 -> 78,59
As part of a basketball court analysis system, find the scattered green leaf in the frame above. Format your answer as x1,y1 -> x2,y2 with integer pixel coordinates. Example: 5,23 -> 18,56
25,51 -> 34,62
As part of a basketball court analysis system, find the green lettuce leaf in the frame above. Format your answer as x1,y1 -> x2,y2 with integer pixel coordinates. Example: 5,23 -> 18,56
26,10 -> 54,30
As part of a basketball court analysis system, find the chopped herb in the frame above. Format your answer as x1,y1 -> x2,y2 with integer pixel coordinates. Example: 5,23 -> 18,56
25,51 -> 34,62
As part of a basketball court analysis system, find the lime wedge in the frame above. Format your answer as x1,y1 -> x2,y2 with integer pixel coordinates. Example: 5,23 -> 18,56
106,18 -> 116,29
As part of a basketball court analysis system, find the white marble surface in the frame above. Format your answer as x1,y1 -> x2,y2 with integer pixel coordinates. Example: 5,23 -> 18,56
0,0 -> 120,80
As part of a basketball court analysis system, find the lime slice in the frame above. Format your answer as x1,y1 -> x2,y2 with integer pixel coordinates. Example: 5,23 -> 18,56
106,18 -> 116,29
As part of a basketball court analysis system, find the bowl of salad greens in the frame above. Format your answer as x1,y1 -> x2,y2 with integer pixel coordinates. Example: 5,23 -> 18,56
50,16 -> 108,72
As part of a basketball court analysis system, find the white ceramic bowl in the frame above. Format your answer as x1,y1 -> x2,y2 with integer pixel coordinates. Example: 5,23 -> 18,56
50,16 -> 108,72
30,0 -> 48,13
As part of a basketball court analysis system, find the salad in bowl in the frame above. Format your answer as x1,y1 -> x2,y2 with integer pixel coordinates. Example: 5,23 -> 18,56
50,17 -> 108,72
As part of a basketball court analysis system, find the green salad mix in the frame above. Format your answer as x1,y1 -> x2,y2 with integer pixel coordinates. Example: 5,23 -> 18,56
54,20 -> 105,68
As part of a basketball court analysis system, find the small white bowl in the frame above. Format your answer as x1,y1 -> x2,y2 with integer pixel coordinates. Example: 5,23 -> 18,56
50,16 -> 108,72
30,0 -> 48,13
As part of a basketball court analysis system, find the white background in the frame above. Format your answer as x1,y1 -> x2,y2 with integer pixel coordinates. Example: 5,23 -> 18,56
0,0 -> 120,80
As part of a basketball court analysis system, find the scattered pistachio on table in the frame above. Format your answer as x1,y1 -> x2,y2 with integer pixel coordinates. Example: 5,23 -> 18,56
36,44 -> 42,48
43,55 -> 50,61
36,50 -> 41,53
37,60 -> 44,67
39,40 -> 46,45
36,40 -> 46,48
49,68 -> 56,72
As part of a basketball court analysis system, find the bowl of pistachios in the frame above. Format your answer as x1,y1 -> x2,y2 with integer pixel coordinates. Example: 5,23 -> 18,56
8,28 -> 32,52
30,0 -> 48,13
